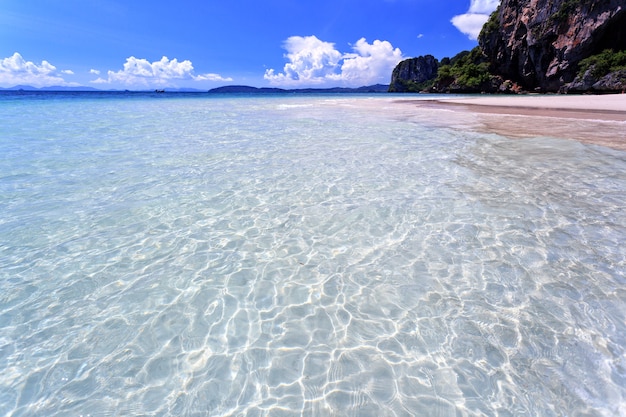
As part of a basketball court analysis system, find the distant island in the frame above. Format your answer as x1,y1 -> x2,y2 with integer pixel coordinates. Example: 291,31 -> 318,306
207,84 -> 390,94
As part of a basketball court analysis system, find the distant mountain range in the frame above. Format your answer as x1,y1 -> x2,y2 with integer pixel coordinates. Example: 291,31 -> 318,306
0,85 -> 102,92
207,84 -> 390,93
0,84 -> 390,93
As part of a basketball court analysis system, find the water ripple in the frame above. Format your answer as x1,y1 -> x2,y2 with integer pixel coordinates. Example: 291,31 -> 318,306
1,95 -> 625,416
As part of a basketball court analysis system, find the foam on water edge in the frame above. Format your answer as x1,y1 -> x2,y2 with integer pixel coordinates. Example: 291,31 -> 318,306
0,93 -> 625,416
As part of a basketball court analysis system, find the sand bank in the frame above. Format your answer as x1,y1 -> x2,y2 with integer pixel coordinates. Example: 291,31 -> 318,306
399,94 -> 626,150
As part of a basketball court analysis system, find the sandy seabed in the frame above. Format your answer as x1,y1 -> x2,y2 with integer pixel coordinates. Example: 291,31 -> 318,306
398,94 -> 626,151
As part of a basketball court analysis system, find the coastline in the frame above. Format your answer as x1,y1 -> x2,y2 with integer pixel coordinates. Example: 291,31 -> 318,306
397,94 -> 626,151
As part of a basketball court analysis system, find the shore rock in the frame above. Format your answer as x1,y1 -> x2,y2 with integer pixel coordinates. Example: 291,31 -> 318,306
566,69 -> 626,93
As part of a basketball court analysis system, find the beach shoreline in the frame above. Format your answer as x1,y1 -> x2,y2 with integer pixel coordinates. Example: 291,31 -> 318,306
396,94 -> 626,151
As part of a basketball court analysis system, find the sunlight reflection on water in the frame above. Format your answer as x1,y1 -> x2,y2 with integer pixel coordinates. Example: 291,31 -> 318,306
0,93 -> 625,416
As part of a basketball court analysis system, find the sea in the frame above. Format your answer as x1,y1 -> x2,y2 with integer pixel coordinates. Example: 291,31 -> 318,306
1,91 -> 625,417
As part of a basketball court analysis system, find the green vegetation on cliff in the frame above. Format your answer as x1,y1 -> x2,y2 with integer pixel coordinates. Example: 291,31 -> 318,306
578,49 -> 626,78
551,0 -> 596,23
482,7 -> 500,35
434,47 -> 492,91
390,78 -> 436,93
551,0 -> 580,23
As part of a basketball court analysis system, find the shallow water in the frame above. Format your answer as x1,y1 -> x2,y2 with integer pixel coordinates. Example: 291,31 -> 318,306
1,92 -> 625,416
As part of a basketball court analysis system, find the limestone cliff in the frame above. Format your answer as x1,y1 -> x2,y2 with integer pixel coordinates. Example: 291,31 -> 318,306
479,0 -> 626,92
388,55 -> 438,92
390,0 -> 626,93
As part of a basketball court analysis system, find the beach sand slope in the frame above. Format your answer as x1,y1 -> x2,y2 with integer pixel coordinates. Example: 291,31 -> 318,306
404,94 -> 626,150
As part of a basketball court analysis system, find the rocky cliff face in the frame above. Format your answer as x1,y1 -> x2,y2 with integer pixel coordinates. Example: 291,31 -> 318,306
479,0 -> 626,92
388,55 -> 438,92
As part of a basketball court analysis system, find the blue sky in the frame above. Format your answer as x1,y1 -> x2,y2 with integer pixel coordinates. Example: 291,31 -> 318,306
0,0 -> 499,90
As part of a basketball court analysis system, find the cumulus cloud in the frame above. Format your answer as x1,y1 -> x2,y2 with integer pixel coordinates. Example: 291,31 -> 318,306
468,0 -> 501,14
92,56 -> 233,87
452,0 -> 500,40
62,69 -> 74,75
340,39 -> 404,84
264,35 -> 403,87
0,52 -> 73,87
193,73 -> 235,82
90,69 -> 101,75
264,36 -> 343,84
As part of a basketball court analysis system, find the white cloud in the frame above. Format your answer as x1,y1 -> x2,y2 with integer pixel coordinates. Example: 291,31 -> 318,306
92,56 -> 233,87
468,0 -> 500,14
90,69 -> 101,75
452,0 -> 500,40
0,52 -> 73,87
264,36 -> 343,85
90,77 -> 108,84
340,39 -> 404,85
62,69 -> 74,75
264,36 -> 403,87
193,73 -> 235,82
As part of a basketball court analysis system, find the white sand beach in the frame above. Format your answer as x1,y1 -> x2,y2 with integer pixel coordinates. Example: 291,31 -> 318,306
400,94 -> 626,150
436,93 -> 626,114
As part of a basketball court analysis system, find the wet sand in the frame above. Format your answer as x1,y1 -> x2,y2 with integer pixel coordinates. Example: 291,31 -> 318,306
398,94 -> 626,151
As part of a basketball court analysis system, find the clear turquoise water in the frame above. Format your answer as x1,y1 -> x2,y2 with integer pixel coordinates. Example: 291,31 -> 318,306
1,92 -> 625,416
